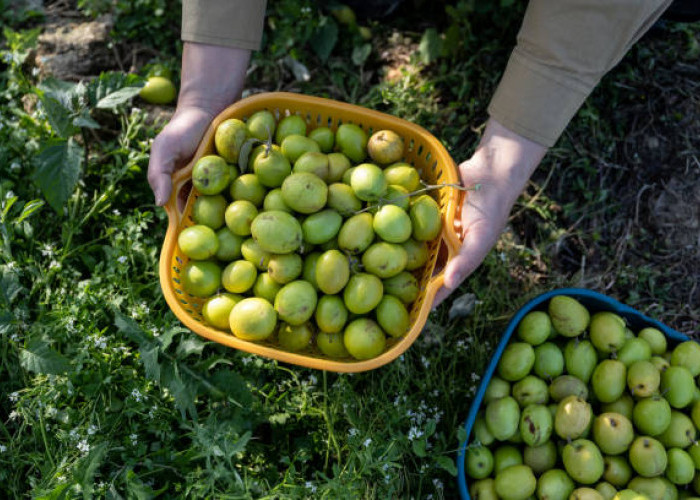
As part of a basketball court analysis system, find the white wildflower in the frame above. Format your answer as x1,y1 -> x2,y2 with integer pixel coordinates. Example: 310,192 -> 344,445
305,481 -> 317,493
93,336 -> 107,349
9,410 -> 20,420
131,388 -> 143,402
420,355 -> 430,368
87,425 -> 98,435
9,162 -> 20,171
363,438 -> 372,448
77,439 -> 90,454
8,392 -> 19,403
130,433 -> 138,445
348,428 -> 358,437
307,374 -> 317,385
408,427 -> 423,441
117,255 -> 128,264
433,479 -> 443,490
0,444 -> 7,453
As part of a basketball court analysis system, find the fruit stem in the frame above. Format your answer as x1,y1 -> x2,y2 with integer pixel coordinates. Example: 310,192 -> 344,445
354,182 -> 480,214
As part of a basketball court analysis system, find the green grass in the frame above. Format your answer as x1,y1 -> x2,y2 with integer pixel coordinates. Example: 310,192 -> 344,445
0,1 -> 698,497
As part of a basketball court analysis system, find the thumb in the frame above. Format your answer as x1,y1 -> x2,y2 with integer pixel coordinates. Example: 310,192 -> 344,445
443,219 -> 500,290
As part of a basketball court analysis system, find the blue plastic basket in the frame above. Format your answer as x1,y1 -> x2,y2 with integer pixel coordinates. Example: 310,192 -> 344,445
456,287 -> 692,500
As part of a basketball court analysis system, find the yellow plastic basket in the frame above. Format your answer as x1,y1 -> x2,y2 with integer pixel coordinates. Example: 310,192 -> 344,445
159,92 -> 462,372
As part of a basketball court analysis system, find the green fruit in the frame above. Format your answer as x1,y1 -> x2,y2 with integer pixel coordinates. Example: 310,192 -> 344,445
373,205 -> 412,243
315,250 -> 350,295
470,478 -> 498,500
632,396 -> 671,436
192,155 -> 230,195
592,413 -> 634,455
343,318 -> 386,360
250,211 -> 303,254
513,375 -> 549,406
637,328 -> 667,355
327,183 -> 362,216
246,110 -> 276,141
367,129 -> 404,165
281,173 -> 328,214
402,238 -> 429,271
192,194 -> 227,229
275,115 -> 306,144
537,469 -> 575,500
473,415 -> 496,447
626,477 -> 676,500
665,448 -> 695,485
277,322 -> 313,352
267,253 -> 303,284
382,271 -> 419,304
281,134 -> 320,164
178,225 -> 219,260
302,252 -> 322,290
658,411 -> 696,448
612,489 -> 650,500
252,273 -> 282,303
485,396 -> 520,441
293,151 -> 329,181
563,439 -> 605,484
533,342 -> 565,379
375,295 -> 410,338
139,76 -> 176,104
229,297 -> 277,341
523,441 -> 557,474
555,395 -> 592,440
493,445 -> 522,473
214,119 -> 248,164
589,312 -> 626,353
380,185 -> 411,211
326,153 -> 352,183
601,394 -> 635,420
497,342 -> 535,382
343,273 -> 383,314
692,400 -> 700,429
202,293 -> 242,330
604,456 -> 633,487
494,465 -> 537,500
253,149 -> 291,188
263,188 -> 291,212
484,377 -> 511,403
316,331 -> 349,358
671,341 -> 700,376
466,445 -> 494,479
549,375 -> 589,402
596,482 -> 618,500
230,174 -> 266,206
215,228 -> 243,261
571,488 -> 605,500
565,339 -> 598,383
519,404 -> 553,447
342,166 -> 355,185
350,163 -> 387,202
592,360 -> 627,403
330,4 -> 356,26
517,311 -> 552,346
548,295 -> 590,337
241,239 -> 272,270
627,360 -> 660,398
225,200 -> 258,236
361,242 -> 407,278
314,295 -> 348,334
618,338 -> 653,366
409,194 -> 442,241
308,127 -> 334,153
338,212 -> 375,254
302,210 -> 343,245
249,143 -> 281,172
687,441 -> 700,469
221,260 -> 257,293
274,280 -> 317,326
335,123 -> 367,163
661,366 -> 695,409
629,437 -> 668,477
650,356 -> 671,372
383,162 -> 421,192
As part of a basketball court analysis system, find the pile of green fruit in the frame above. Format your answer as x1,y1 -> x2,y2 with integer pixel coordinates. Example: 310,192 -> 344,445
465,295 -> 700,500
176,110 -> 443,361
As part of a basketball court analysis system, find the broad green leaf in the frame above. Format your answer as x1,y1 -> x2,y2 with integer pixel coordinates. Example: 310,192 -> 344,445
75,442 -> 108,496
114,310 -> 150,344
38,77 -> 78,108
176,337 -> 206,358
15,199 -> 45,224
87,71 -> 144,108
0,311 -> 15,335
1,195 -> 18,219
310,18 -> 338,62
41,96 -> 79,138
412,438 -> 427,458
457,426 -> 468,444
19,339 -> 70,375
164,365 -> 198,420
72,114 -> 101,130
0,264 -> 23,305
351,43 -> 372,66
140,341 -> 160,383
96,86 -> 143,110
32,138 -> 83,212
418,28 -> 442,64
435,456 -> 458,476
237,138 -> 261,173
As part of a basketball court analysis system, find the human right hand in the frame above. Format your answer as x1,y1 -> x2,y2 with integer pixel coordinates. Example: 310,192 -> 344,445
148,42 -> 251,206
433,119 -> 548,306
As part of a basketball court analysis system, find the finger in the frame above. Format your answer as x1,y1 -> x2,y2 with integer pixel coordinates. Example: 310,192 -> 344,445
147,134 -> 176,206
443,220 -> 499,290
432,285 -> 453,309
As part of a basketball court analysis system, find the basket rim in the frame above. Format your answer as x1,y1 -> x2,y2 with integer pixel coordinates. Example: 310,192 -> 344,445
159,91 -> 462,373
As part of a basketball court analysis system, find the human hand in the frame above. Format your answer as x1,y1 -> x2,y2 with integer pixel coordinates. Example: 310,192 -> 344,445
433,119 -> 548,306
148,43 -> 251,206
